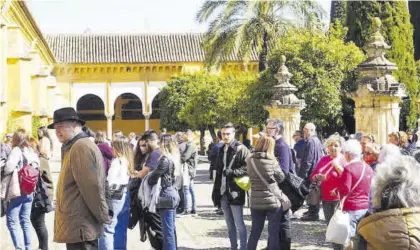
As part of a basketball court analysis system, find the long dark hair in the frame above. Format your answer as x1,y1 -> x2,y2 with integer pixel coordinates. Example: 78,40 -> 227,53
133,137 -> 148,171
38,126 -> 53,151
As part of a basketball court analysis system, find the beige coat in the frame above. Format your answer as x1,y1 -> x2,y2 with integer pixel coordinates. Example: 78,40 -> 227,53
54,135 -> 109,243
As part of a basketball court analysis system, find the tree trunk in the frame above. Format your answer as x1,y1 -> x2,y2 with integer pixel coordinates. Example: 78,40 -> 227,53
258,32 -> 269,72
199,126 -> 206,155
208,125 -> 217,142
409,1 -> 420,60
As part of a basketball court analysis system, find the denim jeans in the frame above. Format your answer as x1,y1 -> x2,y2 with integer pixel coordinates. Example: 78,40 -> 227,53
221,195 -> 247,250
247,209 -> 281,250
159,208 -> 177,250
99,192 -> 130,250
183,180 -> 196,210
6,194 -> 34,250
345,209 -> 368,247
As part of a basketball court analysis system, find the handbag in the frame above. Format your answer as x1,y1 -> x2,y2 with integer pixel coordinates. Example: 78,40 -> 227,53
250,158 -> 291,211
326,162 -> 367,245
234,176 -> 251,191
278,171 -> 308,212
109,184 -> 127,200
6,169 -> 21,201
227,145 -> 251,191
307,159 -> 336,206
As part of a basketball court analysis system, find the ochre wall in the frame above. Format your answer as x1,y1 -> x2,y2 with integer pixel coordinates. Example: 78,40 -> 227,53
85,119 -> 160,137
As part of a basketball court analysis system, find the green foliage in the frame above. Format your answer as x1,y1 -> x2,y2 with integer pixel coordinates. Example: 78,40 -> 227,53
159,72 -> 265,132
177,73 -> 223,129
330,0 -> 348,25
345,1 -> 418,128
159,75 -> 191,131
255,25 -> 365,133
31,116 -> 42,139
196,0 -> 326,71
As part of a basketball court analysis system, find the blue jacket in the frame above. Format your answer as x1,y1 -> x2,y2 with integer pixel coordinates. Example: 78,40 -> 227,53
293,139 -> 305,160
298,135 -> 324,179
274,137 -> 294,174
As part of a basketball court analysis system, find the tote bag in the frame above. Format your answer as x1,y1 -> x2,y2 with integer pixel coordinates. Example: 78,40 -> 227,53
326,163 -> 367,245
6,169 -> 21,201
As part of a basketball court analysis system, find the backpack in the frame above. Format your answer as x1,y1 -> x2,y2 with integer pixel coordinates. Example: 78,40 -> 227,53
18,152 -> 40,195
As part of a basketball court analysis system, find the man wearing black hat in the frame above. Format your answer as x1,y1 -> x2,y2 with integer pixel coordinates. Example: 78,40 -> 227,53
49,107 -> 110,250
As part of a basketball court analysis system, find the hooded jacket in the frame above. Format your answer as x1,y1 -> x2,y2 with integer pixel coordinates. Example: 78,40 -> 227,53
356,207 -> 420,250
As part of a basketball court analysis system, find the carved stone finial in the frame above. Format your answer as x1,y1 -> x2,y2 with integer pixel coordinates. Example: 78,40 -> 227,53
352,17 -> 405,98
268,57 -> 305,109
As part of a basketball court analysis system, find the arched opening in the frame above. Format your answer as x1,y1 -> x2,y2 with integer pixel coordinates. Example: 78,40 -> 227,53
150,94 -> 161,119
113,93 -> 145,135
150,93 -> 162,131
76,94 -> 106,132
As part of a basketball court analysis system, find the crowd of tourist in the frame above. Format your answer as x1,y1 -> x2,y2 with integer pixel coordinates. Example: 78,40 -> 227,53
1,106 -> 420,250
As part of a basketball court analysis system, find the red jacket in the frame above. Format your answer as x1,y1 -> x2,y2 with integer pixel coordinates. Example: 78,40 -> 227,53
338,160 -> 373,211
310,155 -> 346,201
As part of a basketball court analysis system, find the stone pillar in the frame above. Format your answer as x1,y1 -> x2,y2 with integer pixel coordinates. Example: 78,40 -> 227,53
350,18 -> 406,146
106,114 -> 112,140
264,56 -> 305,146
144,112 -> 151,131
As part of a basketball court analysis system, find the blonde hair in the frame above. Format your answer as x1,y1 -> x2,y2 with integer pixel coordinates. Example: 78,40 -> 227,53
12,129 -> 30,149
388,131 -> 408,147
159,134 -> 181,176
112,136 -> 134,175
254,135 -> 275,160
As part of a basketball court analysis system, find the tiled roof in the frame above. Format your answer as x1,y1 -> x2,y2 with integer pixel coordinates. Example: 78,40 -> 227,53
45,33 -> 259,64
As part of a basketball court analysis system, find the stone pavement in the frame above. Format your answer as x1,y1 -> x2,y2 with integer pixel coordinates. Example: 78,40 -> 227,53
0,156 -> 333,250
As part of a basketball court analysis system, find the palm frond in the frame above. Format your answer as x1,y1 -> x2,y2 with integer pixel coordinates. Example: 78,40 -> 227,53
196,1 -> 228,23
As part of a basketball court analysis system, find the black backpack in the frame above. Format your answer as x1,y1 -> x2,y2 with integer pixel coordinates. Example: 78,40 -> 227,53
32,174 -> 53,213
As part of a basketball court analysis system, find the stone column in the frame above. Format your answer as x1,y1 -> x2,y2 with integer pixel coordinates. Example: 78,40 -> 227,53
350,18 -> 406,146
106,114 -> 113,140
143,112 -> 151,131
264,56 -> 305,146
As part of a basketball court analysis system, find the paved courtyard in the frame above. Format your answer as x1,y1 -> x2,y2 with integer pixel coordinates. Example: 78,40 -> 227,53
0,156 -> 332,250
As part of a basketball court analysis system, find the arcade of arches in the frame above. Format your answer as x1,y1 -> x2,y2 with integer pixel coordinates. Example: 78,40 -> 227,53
76,92 -> 161,136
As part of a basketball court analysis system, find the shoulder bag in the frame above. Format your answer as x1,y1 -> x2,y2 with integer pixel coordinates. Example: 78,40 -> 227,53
307,159 -> 336,206
228,145 -> 251,191
326,162 -> 367,245
250,158 -> 291,211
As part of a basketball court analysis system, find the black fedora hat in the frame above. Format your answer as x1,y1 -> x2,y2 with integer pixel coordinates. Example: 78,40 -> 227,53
47,107 -> 86,129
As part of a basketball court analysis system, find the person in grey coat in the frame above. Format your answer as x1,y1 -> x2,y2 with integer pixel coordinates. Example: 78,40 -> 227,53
299,122 -> 324,221
246,135 -> 287,250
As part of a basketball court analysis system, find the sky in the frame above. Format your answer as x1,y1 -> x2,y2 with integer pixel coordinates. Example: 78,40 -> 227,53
26,0 -> 332,35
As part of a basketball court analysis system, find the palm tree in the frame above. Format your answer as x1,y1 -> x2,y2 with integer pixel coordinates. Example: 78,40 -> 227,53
197,0 -> 326,72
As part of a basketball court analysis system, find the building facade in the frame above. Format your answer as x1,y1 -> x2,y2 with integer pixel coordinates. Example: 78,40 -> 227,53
0,1 -> 258,139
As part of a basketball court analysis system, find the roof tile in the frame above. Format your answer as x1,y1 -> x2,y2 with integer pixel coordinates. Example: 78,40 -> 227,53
45,33 -> 258,64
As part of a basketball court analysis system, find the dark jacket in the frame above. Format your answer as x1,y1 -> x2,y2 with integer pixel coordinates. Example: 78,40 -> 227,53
54,132 -> 109,243
212,140 -> 249,206
148,156 -> 180,209
32,156 -> 54,213
210,142 -> 224,170
181,140 -> 197,179
247,152 -> 285,210
274,137 -> 294,174
293,139 -> 305,160
298,135 -> 324,179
